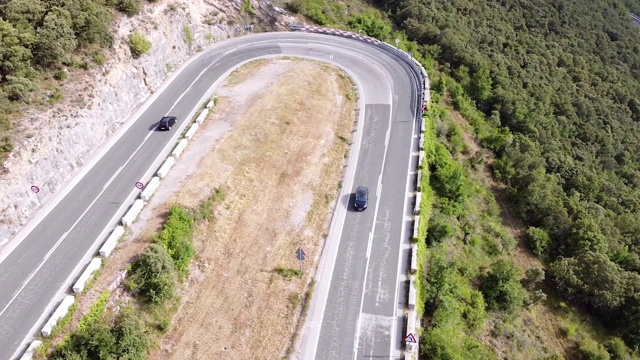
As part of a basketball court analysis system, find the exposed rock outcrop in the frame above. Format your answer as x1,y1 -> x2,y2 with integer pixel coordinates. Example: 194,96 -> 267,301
0,0 -> 296,245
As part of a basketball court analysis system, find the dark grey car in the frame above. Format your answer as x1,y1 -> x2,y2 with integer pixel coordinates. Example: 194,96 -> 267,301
354,186 -> 369,211
158,116 -> 177,131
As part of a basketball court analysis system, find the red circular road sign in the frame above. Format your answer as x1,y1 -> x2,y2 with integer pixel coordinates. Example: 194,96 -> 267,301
134,182 -> 145,190
30,185 -> 40,194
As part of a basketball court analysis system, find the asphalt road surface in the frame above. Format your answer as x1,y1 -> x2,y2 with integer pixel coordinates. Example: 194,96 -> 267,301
0,31 -> 421,360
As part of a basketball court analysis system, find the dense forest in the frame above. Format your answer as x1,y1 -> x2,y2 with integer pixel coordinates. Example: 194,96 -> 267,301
372,0 -> 640,351
0,0 -> 157,162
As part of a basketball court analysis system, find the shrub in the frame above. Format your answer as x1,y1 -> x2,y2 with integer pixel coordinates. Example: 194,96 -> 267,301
117,0 -> 141,16
128,31 -> 151,59
127,244 -> 177,304
425,212 -> 453,245
51,320 -> 116,359
526,226 -> 551,256
156,205 -> 195,274
479,259 -> 525,313
111,308 -> 149,360
579,338 -> 612,360
274,265 -> 303,279
603,337 -> 632,360
53,70 -> 68,80
77,291 -> 110,332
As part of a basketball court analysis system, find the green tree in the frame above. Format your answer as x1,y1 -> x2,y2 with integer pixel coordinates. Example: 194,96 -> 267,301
33,7 -> 77,66
0,19 -> 33,79
60,0 -> 114,47
526,226 -> 551,256
550,252 -> 628,312
347,9 -> 392,41
116,0 -> 141,16
112,308 -> 149,360
127,244 -> 177,304
156,205 -> 195,274
480,259 -> 525,313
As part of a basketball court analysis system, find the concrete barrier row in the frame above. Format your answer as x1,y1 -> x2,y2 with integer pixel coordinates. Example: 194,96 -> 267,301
73,258 -> 102,293
413,192 -> 422,215
121,199 -> 144,227
411,244 -> 418,274
416,171 -> 422,191
157,156 -> 176,179
140,177 -> 160,202
19,340 -> 42,360
196,108 -> 209,124
185,123 -> 199,140
99,225 -> 125,257
172,139 -> 189,158
41,295 -> 75,337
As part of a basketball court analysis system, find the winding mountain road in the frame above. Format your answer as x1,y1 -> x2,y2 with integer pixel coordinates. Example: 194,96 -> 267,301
0,31 -> 422,360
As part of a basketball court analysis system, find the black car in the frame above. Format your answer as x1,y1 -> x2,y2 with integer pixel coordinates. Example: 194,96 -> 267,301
158,116 -> 177,130
354,186 -> 369,211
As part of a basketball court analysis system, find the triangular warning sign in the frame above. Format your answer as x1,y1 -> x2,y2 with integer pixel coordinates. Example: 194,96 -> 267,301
404,333 -> 417,343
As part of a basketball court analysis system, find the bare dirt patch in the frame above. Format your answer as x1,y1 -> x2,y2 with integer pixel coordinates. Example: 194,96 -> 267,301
147,59 -> 355,359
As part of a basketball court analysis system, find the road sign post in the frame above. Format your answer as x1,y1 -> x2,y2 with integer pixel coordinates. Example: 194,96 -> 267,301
30,185 -> 41,206
404,333 -> 417,344
295,247 -> 306,272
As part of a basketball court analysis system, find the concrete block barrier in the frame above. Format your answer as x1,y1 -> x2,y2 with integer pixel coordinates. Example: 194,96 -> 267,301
73,258 -> 102,293
420,117 -> 426,133
405,311 -> 418,355
171,139 -> 188,159
41,295 -> 75,337
185,123 -> 199,140
196,109 -> 209,124
418,151 -> 425,168
419,135 -> 424,150
19,340 -> 42,360
205,99 -> 215,109
411,244 -> 418,274
140,177 -> 160,202
413,192 -> 421,215
416,171 -> 422,191
157,157 -> 175,179
408,277 -> 417,310
100,226 -> 124,257
412,219 -> 419,241
121,199 -> 144,227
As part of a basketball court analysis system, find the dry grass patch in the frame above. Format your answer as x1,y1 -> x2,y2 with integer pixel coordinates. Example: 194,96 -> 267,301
148,59 -> 355,359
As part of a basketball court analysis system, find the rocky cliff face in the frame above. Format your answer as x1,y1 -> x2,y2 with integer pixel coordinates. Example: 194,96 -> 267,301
0,0 -> 294,245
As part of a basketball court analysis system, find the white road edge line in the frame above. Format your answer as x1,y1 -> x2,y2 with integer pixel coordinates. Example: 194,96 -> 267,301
353,86 -> 394,359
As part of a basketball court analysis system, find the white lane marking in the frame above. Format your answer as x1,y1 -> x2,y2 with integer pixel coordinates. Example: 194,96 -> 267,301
103,166 -> 123,191
0,229 -> 66,318
353,97 -> 394,359
366,232 -> 373,259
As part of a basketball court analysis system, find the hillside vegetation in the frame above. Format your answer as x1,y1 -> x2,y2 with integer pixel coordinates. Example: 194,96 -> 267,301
374,0 -> 640,352
288,0 -> 640,357
0,0 -> 157,162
